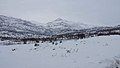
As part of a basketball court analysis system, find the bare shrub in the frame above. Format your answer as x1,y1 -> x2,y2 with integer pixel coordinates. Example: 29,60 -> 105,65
106,56 -> 120,68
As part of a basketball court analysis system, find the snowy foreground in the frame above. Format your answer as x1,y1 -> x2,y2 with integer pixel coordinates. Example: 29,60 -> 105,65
0,35 -> 120,68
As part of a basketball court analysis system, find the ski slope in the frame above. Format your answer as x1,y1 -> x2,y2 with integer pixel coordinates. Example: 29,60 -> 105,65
0,35 -> 120,68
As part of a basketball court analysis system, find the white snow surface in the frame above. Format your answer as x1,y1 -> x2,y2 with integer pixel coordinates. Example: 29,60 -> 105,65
0,35 -> 120,68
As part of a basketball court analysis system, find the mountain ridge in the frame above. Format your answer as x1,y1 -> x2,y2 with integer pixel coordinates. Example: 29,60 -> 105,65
0,15 -> 95,37
0,15 -> 119,39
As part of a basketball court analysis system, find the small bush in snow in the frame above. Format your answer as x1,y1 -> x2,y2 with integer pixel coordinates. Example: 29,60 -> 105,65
106,57 -> 120,68
12,48 -> 16,51
34,43 -> 39,46
60,40 -> 62,43
55,42 -> 58,45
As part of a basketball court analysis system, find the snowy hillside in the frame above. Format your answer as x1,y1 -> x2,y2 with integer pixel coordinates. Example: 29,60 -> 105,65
0,35 -> 120,68
0,15 -> 46,38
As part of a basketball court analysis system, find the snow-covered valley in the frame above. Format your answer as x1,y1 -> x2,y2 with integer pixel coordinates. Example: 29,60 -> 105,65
0,35 -> 120,68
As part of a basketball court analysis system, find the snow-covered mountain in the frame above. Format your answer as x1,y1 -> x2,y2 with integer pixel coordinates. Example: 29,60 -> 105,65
0,15 -> 46,38
46,18 -> 92,29
0,15 -> 95,37
1,15 -> 120,39
46,18 -> 93,34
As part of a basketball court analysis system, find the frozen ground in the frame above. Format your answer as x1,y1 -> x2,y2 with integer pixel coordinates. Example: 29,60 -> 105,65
0,35 -> 120,68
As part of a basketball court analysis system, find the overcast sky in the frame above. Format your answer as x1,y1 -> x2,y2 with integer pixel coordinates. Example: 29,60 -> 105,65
0,0 -> 120,26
